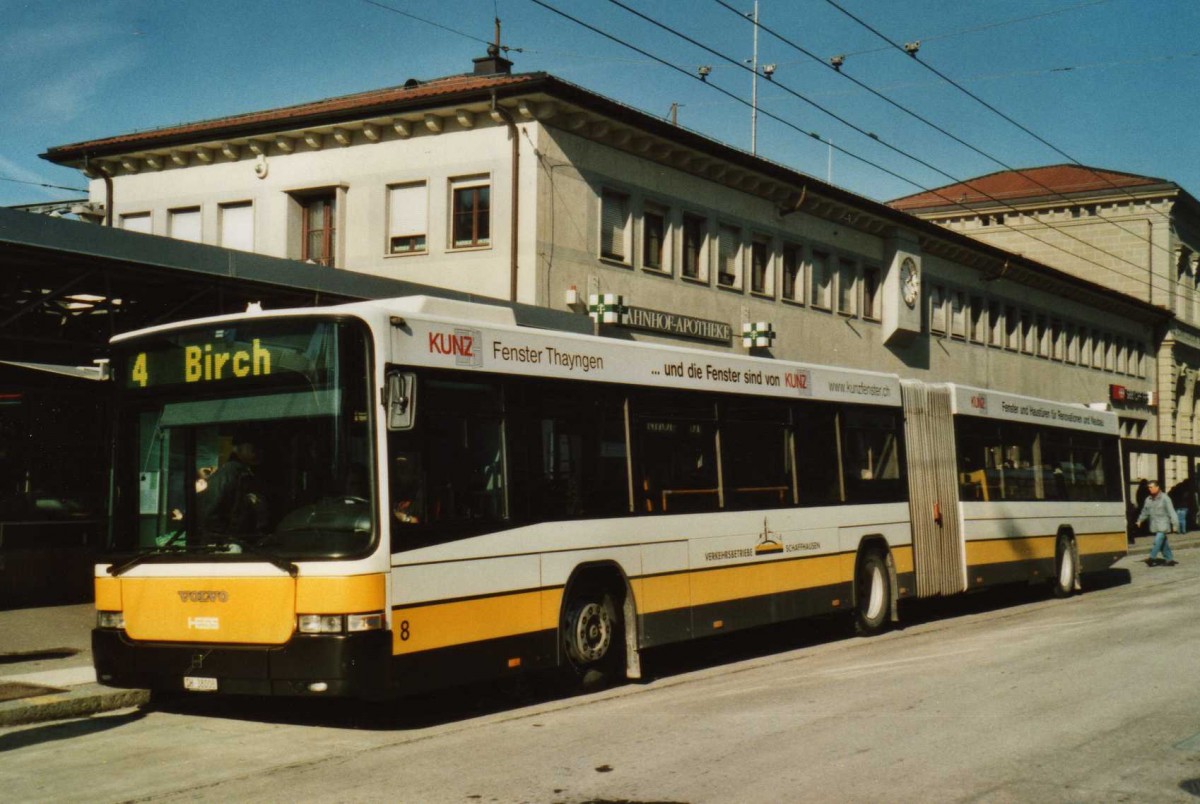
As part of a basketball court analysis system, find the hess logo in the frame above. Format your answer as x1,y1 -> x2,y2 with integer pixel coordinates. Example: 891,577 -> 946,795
970,394 -> 988,412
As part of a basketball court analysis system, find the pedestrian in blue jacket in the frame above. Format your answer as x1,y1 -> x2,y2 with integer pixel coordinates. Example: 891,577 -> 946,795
1137,480 -> 1178,566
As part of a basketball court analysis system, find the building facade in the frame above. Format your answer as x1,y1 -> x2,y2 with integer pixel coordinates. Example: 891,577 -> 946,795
892,165 -> 1200,484
42,57 -> 1164,424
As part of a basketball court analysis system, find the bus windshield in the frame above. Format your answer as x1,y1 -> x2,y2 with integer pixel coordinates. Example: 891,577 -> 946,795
109,317 -> 374,560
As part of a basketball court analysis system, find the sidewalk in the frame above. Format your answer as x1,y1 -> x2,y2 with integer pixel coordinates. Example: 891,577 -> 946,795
0,603 -> 147,727
3,531 -> 1200,728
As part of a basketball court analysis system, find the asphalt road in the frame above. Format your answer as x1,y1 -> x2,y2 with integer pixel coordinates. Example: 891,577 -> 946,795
2,555 -> 1199,803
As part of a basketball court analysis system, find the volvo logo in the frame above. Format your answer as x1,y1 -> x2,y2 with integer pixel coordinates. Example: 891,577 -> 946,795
178,591 -> 229,603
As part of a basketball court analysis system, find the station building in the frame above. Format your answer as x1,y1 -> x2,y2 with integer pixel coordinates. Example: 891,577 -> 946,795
40,52 -> 1164,426
891,166 -> 1200,485
10,52 -> 1171,604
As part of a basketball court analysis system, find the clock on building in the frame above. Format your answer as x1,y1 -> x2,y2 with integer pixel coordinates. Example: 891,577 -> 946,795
900,256 -> 920,308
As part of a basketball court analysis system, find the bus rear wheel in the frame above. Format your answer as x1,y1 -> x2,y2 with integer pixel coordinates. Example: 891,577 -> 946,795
561,587 -> 623,690
1052,533 -> 1077,598
854,550 -> 891,636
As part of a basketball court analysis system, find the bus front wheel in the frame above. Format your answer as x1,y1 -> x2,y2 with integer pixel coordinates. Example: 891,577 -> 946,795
854,550 -> 891,636
561,587 -> 623,689
1052,533 -> 1078,599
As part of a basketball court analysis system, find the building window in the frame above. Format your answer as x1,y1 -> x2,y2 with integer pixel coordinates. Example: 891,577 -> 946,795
929,284 -> 947,334
451,177 -> 490,248
1051,320 -> 1064,360
1117,339 -> 1128,374
1065,323 -> 1078,364
969,295 -> 985,342
120,212 -> 151,234
1092,330 -> 1104,369
1080,330 -> 1092,367
600,189 -> 630,262
388,182 -> 428,254
301,192 -> 337,266
1020,311 -> 1035,354
950,291 -> 967,339
1135,342 -> 1146,378
1104,334 -> 1115,371
988,301 -> 1004,347
1036,314 -> 1050,357
168,207 -> 201,243
642,205 -> 667,271
750,237 -> 771,295
1005,305 -> 1019,350
717,224 -> 742,288
863,266 -> 881,321
682,213 -> 707,280
782,243 -> 803,303
838,258 -> 857,316
811,251 -> 832,309
219,202 -> 254,252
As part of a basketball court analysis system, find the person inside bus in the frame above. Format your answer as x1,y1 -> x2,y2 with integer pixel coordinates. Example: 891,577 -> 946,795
391,452 -> 425,525
1137,480 -> 1178,567
201,438 -> 269,540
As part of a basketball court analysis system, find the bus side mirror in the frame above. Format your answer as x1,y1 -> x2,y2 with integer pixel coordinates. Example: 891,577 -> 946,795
386,372 -> 416,431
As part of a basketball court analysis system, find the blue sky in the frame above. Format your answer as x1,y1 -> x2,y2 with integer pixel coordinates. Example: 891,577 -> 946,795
2,0 -> 1198,208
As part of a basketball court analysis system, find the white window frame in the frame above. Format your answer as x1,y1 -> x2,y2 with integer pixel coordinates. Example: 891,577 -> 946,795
600,188 -> 632,264
387,181 -> 429,256
717,223 -> 742,289
218,201 -> 254,253
168,207 -> 201,243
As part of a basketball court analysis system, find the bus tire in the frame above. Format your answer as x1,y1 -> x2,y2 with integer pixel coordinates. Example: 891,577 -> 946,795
1052,532 -> 1077,599
561,586 -> 623,690
854,549 -> 891,636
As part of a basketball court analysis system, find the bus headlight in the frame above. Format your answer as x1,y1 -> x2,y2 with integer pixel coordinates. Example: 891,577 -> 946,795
347,612 -> 384,632
298,615 -> 344,634
297,612 -> 385,634
97,611 -> 125,629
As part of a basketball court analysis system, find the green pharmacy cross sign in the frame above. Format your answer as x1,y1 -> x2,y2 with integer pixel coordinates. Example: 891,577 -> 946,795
588,293 -> 628,325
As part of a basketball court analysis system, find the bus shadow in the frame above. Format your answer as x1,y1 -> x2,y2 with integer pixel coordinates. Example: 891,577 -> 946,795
146,569 -> 1132,730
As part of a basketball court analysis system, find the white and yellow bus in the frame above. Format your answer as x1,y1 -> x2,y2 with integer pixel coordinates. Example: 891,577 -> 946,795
93,295 -> 1126,698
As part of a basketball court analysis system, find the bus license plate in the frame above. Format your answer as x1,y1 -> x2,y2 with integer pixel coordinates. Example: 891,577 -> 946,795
183,676 -> 218,692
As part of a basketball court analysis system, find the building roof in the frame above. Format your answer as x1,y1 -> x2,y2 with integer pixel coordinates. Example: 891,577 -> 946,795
42,71 -> 544,163
36,64 -> 1174,327
889,164 -> 1177,213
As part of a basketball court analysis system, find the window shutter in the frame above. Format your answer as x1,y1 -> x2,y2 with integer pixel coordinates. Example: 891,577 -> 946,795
220,204 -> 254,252
169,209 -> 201,243
601,191 -> 628,260
389,184 -> 427,239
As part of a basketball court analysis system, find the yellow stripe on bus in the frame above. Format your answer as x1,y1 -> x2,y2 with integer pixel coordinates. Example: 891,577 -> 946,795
392,588 -> 563,655
392,547 -> 911,656
965,531 -> 1127,566
95,576 -> 121,611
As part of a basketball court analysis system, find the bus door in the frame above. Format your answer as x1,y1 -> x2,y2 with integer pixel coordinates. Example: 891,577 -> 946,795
900,381 -> 966,597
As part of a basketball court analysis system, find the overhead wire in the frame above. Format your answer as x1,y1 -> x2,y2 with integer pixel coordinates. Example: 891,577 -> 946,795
710,0 -> 1178,295
821,0 -> 1176,227
0,176 -> 89,193
358,0 -> 524,52
595,0 -> 1167,297
834,0 -> 1115,59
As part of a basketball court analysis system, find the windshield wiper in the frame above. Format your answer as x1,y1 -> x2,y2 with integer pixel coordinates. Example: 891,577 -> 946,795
107,543 -> 228,577
223,539 -> 300,578
107,541 -> 298,578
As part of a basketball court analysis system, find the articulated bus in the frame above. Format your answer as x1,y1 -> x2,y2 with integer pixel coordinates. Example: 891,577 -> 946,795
93,295 -> 1127,698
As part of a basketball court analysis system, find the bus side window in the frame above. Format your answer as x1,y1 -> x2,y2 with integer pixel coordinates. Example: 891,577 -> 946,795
721,400 -> 793,510
634,394 -> 719,514
794,404 -> 841,506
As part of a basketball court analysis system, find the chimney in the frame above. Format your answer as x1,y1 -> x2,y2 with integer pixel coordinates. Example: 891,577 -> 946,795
473,44 -> 512,76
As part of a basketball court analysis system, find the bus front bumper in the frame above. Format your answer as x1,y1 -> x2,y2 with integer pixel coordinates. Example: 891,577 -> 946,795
92,628 -> 392,699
